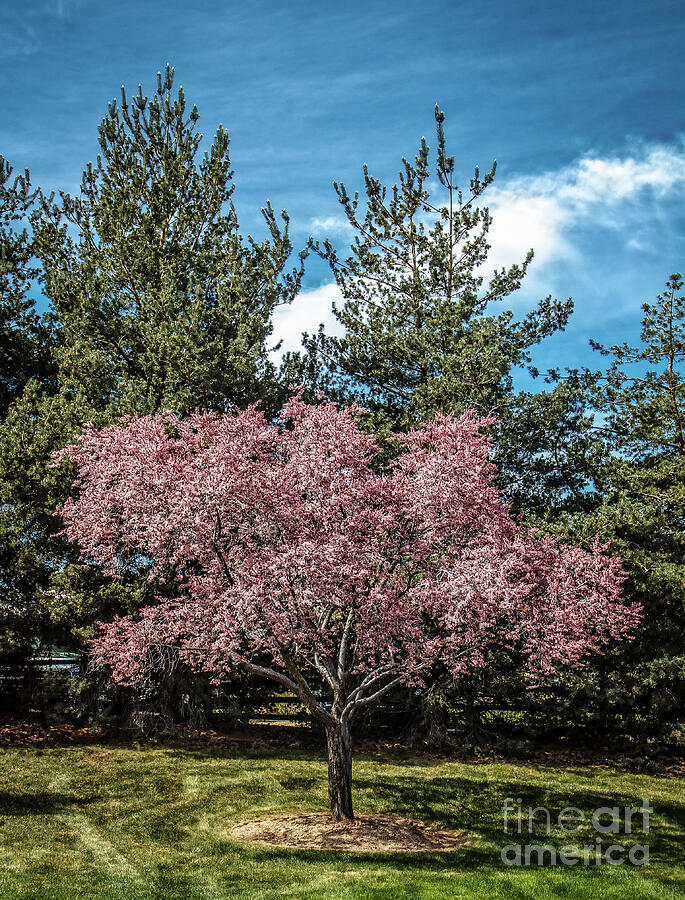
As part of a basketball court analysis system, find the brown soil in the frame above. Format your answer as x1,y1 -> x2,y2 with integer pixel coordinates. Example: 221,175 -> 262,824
227,812 -> 469,852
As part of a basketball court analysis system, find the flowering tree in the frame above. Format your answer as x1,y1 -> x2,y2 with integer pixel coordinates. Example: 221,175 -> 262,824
55,396 -> 640,819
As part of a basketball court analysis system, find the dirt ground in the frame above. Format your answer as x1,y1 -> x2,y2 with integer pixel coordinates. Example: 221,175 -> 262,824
228,812 -> 469,852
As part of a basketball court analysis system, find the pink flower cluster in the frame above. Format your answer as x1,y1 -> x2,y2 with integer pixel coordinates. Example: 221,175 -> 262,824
54,396 -> 640,707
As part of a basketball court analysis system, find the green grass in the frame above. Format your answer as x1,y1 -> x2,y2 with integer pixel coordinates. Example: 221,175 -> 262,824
0,740 -> 683,899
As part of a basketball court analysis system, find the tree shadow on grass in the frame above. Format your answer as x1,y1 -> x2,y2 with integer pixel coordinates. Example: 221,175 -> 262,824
276,775 -> 320,792
237,843 -> 493,871
213,773 -> 683,874
350,773 -> 685,865
0,791 -> 97,816
162,744 -> 327,763
228,841 -> 609,877
167,743 -> 685,868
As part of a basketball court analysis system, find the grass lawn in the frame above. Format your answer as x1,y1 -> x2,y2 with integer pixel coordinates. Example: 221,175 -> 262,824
0,739 -> 683,899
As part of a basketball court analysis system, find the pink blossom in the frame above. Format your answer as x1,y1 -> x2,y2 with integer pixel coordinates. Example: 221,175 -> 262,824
54,397 -> 640,725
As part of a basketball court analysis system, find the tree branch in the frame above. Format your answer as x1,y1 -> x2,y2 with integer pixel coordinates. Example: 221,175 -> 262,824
278,642 -> 336,727
342,674 -> 406,722
337,608 -> 355,679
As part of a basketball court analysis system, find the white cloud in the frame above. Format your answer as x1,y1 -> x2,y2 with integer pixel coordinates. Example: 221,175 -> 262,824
270,283 -> 344,361
486,142 -> 685,277
310,215 -> 355,237
275,142 -> 685,359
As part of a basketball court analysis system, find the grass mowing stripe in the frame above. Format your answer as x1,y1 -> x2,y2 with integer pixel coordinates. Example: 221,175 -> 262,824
58,808 -> 141,881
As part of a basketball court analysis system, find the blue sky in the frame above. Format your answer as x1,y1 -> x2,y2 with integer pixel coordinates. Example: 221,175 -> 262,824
2,0 -> 685,380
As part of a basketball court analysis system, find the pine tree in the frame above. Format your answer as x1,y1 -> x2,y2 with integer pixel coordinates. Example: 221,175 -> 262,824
285,106 -> 572,431
281,108 -> 595,515
0,159 -> 56,660
543,275 -> 685,740
0,67 -> 305,663
35,64 -> 304,416
590,274 -> 684,734
591,272 -> 685,457
0,158 -> 54,417
280,108 -> 622,735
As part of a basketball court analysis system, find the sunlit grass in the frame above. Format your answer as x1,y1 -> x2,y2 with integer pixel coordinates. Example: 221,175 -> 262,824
0,742 -> 682,898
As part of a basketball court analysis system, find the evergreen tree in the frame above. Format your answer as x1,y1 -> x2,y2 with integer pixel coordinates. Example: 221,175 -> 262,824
282,107 -> 597,515
35,64 -> 303,416
495,378 -> 605,516
591,272 -> 685,457
285,106 -> 571,427
282,108 -> 648,737
0,385 -> 153,662
0,157 -> 54,417
0,159 -> 56,661
473,277 -> 685,745
0,67 -> 305,663
556,274 -> 685,739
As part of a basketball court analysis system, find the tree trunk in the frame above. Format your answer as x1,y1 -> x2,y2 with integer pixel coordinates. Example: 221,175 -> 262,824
326,720 -> 353,820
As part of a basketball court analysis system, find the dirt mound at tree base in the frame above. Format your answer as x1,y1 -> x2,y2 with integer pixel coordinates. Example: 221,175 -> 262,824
228,812 -> 469,852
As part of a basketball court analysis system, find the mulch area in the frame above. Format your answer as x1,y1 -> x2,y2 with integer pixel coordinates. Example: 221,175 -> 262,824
0,720 -> 124,747
0,720 -> 289,751
228,812 -> 469,852
0,718 -> 682,778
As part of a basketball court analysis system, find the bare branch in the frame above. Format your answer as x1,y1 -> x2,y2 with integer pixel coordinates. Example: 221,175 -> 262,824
313,650 -> 339,690
278,643 -> 336,727
149,640 -> 300,695
345,665 -> 398,704
211,511 -> 234,586
337,608 -> 355,679
342,675 -> 406,722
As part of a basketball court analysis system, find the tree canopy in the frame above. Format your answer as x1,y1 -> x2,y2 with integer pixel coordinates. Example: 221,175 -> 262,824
0,157 -> 54,417
56,396 -> 638,817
